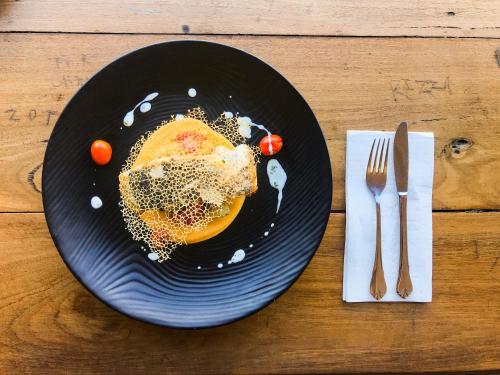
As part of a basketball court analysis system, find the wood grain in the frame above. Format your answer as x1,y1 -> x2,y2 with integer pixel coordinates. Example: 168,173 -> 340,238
1,34 -> 499,212
0,212 -> 498,374
0,0 -> 499,37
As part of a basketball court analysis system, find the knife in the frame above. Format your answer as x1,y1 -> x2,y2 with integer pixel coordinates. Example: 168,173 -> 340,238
394,121 -> 413,298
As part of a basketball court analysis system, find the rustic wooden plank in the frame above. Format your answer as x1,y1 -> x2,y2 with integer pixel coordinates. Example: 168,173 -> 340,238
0,34 -> 499,212
0,0 -> 499,37
0,212 -> 498,374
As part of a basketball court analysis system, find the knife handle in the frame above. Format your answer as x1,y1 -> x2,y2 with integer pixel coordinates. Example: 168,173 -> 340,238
397,195 -> 413,298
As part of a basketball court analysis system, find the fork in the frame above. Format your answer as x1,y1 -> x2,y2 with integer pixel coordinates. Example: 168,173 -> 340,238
366,138 -> 390,300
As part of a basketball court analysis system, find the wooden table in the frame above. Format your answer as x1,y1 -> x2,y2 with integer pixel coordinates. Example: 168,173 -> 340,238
1,1 -> 499,374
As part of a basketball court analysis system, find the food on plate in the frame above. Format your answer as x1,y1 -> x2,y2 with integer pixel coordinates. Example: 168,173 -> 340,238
259,134 -> 283,156
91,140 -> 112,165
119,109 -> 259,262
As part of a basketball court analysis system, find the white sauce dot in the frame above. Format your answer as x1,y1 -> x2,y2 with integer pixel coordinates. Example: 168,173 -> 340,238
122,92 -> 158,127
188,88 -> 197,97
197,266 -> 201,270
223,111 -> 234,119
175,114 -> 185,120
148,252 -> 159,261
270,223 -> 275,228
228,249 -> 245,265
139,102 -> 151,113
229,95 -> 232,99
264,231 -> 269,236
217,263 -> 223,269
92,182 -> 96,186
90,196 -> 102,209
249,244 -> 254,248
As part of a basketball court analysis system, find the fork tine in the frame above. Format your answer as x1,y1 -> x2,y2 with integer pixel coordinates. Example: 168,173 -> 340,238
374,139 -> 381,173
383,138 -> 390,173
378,139 -> 386,173
366,139 -> 376,174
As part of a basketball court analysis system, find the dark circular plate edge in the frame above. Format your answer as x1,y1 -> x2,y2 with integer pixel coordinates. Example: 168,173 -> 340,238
41,39 -> 333,330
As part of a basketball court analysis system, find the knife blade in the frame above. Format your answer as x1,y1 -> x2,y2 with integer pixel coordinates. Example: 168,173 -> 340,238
394,121 -> 408,194
394,121 -> 413,298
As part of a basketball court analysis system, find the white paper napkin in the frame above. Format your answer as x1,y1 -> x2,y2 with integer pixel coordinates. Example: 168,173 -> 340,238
343,130 -> 434,302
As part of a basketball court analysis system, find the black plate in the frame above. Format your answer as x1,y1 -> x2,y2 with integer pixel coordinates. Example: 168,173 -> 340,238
43,41 -> 332,328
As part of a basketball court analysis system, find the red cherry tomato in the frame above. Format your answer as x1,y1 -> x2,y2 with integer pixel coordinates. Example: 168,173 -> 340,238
259,134 -> 283,156
91,140 -> 112,165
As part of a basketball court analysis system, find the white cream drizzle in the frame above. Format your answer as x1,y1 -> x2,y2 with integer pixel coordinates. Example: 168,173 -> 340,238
123,92 -> 159,127
236,116 -> 274,154
267,159 -> 287,213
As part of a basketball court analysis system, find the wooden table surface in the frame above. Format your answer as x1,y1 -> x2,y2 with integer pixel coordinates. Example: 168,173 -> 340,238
1,1 -> 499,374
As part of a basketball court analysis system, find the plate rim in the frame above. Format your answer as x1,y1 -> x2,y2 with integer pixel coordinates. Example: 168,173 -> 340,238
42,39 -> 333,329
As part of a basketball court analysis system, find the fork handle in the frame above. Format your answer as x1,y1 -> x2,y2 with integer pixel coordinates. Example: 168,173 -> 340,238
397,195 -> 413,298
370,202 -> 387,300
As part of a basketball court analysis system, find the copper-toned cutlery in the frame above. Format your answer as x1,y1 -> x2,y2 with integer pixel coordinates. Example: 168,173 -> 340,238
366,138 -> 390,300
394,122 -> 413,298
